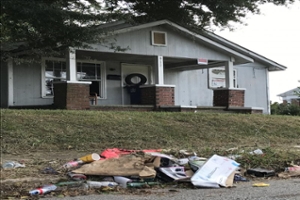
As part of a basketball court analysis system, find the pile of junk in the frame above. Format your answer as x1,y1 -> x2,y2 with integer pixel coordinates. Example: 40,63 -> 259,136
4,148 -> 299,196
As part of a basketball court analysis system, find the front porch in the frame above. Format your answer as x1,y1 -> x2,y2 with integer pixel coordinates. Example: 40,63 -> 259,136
52,48 -> 249,111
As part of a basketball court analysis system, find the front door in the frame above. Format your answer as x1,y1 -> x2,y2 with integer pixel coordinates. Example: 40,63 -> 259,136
121,63 -> 152,105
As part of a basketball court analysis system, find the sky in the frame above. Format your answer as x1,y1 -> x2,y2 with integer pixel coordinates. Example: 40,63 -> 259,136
215,2 -> 300,103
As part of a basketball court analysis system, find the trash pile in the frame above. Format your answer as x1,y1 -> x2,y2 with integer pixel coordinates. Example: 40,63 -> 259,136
2,148 -> 300,197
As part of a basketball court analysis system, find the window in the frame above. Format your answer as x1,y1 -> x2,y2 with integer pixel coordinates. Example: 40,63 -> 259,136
44,60 -> 66,96
77,61 -> 106,98
42,58 -> 106,98
208,67 -> 237,88
151,31 -> 167,46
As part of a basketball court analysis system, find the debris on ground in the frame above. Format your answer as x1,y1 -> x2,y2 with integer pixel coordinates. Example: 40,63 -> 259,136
1,147 -> 298,199
252,182 -> 270,187
278,164 -> 300,178
2,161 -> 25,169
246,168 -> 275,177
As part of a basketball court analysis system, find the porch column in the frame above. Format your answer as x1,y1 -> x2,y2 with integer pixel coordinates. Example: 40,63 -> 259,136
53,48 -> 91,110
213,59 -> 246,107
225,60 -> 234,89
154,56 -> 164,84
66,47 -> 77,81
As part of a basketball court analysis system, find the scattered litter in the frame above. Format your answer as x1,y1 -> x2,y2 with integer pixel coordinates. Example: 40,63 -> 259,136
252,182 -> 270,187
249,149 -> 264,155
191,154 -> 240,188
157,166 -> 188,182
67,172 -> 87,181
23,147 -> 297,197
86,181 -> 118,188
2,161 -> 25,169
29,184 -> 57,195
278,165 -> 300,178
179,149 -> 197,156
55,181 -> 84,187
79,153 -> 100,163
114,176 -> 132,188
234,174 -> 249,182
63,160 -> 84,169
188,156 -> 207,172
127,181 -> 159,188
41,167 -> 59,175
72,154 -> 155,177
100,148 -> 161,159
247,168 -> 275,177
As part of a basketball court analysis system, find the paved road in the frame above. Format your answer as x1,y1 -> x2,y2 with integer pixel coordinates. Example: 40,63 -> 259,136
46,178 -> 300,200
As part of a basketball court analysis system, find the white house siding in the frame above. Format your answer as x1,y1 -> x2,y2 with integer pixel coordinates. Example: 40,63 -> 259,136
12,62 -> 53,106
164,69 -> 213,106
236,62 -> 269,113
90,25 -> 230,61
0,61 -> 9,107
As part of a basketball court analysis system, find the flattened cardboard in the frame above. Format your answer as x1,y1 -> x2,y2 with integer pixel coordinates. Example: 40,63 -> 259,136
73,154 -> 154,177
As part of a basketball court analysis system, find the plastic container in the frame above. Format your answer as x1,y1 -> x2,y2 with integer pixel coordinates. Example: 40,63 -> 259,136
79,153 -> 100,163
68,172 -> 87,181
63,160 -> 83,169
2,161 -> 25,169
127,182 -> 159,188
86,181 -> 118,188
29,185 -> 57,195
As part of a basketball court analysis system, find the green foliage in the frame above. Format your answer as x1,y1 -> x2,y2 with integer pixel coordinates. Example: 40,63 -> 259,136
1,0 -> 295,60
271,102 -> 300,116
294,87 -> 300,97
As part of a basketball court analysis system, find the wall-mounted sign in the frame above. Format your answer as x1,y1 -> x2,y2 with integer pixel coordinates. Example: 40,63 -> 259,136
197,58 -> 208,65
208,67 -> 237,88
209,67 -> 226,88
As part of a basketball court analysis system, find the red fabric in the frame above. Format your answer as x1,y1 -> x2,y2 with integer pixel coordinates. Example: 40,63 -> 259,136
100,148 -> 161,159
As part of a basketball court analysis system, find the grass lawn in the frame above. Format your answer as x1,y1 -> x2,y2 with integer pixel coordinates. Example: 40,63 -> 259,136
1,109 -> 300,198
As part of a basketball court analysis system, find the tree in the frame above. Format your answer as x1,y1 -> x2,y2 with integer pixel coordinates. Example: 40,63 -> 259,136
1,0 -> 296,60
295,87 -> 300,97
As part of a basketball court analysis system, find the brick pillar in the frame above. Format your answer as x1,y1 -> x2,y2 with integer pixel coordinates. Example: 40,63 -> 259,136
140,85 -> 175,108
213,89 -> 245,107
53,81 -> 91,110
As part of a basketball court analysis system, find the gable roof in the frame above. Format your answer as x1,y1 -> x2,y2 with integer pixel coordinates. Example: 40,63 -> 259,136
277,87 -> 300,97
101,20 -> 286,71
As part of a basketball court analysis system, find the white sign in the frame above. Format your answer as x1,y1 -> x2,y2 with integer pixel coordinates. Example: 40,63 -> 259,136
209,67 -> 226,88
197,58 -> 208,65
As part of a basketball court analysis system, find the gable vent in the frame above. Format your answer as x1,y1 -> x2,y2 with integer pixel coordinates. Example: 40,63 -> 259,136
151,31 -> 167,46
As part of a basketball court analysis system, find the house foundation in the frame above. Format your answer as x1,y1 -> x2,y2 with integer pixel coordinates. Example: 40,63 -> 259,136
53,81 -> 91,110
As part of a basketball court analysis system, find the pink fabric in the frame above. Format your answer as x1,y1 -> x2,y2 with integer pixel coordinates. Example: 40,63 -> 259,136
100,148 -> 161,159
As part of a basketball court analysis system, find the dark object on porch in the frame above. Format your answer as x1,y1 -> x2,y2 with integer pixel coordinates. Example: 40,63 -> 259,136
125,73 -> 147,104
126,85 -> 141,104
125,73 -> 147,86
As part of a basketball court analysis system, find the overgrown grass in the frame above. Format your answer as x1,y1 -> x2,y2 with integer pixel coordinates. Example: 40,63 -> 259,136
1,109 -> 300,169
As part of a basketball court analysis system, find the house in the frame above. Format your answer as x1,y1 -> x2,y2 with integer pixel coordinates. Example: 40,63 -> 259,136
277,87 -> 300,106
0,20 -> 287,114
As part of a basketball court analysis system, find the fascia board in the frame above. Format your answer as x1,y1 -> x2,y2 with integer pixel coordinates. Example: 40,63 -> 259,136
203,32 -> 287,71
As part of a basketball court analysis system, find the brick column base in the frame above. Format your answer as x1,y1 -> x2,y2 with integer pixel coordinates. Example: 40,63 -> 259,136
53,82 -> 91,110
213,89 -> 245,107
140,85 -> 175,108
